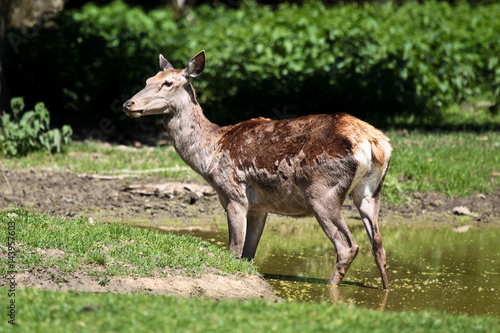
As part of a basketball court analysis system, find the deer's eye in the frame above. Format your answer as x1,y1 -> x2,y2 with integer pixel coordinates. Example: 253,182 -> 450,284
163,80 -> 173,88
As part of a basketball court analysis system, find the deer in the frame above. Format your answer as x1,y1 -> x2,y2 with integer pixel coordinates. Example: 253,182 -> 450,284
123,50 -> 392,290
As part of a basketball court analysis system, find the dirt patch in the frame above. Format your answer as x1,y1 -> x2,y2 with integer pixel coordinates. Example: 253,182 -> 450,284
7,266 -> 278,301
1,169 -> 499,223
0,169 -> 224,223
385,191 -> 500,223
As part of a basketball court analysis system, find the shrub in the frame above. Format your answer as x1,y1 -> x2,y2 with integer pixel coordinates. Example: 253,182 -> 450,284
5,0 -> 500,129
0,97 -> 72,156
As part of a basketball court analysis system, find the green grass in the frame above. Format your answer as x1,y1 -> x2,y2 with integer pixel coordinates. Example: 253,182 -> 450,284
2,287 -> 497,332
0,140 -> 199,180
383,131 -> 499,205
0,210 -> 255,277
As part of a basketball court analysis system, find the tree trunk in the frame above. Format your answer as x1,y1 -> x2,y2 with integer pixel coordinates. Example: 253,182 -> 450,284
0,0 -> 10,112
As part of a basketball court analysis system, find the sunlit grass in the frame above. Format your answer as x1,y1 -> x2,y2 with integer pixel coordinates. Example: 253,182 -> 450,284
0,209 -> 256,277
5,287 -> 498,333
0,140 -> 199,180
383,131 -> 500,204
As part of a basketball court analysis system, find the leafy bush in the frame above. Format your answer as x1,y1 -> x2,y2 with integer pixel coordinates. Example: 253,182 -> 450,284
0,97 -> 72,156
5,0 -> 500,129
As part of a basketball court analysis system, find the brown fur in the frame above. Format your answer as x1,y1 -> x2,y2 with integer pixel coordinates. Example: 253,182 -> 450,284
218,113 -> 387,172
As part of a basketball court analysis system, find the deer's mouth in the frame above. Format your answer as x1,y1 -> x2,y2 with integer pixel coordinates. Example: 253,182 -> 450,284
123,102 -> 169,118
125,109 -> 145,118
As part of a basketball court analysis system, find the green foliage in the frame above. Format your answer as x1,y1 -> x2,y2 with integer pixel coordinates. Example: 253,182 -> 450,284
5,0 -> 500,128
5,287 -> 499,332
0,97 -> 72,157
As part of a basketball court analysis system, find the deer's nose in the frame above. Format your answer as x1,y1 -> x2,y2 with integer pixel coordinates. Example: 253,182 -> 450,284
123,100 -> 135,111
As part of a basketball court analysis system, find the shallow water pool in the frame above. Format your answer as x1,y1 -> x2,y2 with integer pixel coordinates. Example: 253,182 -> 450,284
165,218 -> 500,316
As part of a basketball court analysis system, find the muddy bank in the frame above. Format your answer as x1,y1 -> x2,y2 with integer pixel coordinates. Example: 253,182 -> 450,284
0,169 -> 223,223
1,169 -> 498,223
8,266 -> 278,301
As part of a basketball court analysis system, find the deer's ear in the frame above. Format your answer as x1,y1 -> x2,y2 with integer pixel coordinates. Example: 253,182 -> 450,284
159,54 -> 173,71
185,50 -> 205,78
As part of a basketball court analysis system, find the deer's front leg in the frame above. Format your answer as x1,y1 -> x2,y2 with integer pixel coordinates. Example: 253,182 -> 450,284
226,201 -> 248,257
242,211 -> 268,260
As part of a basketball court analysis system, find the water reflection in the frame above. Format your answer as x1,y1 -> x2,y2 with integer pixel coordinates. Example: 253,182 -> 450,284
328,286 -> 389,311
160,218 -> 500,317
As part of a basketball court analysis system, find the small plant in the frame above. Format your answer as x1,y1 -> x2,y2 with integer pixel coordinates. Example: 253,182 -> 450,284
86,250 -> 108,265
0,97 -> 72,157
98,277 -> 110,286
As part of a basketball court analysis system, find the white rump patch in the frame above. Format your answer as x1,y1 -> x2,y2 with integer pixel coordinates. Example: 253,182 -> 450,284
348,139 -> 373,194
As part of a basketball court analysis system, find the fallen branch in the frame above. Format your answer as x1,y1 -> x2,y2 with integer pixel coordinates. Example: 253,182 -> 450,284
122,182 -> 216,198
77,173 -> 138,180
116,166 -> 192,174
77,166 -> 193,180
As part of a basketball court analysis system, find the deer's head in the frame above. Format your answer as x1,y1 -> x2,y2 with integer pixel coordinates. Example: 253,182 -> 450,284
123,50 -> 205,118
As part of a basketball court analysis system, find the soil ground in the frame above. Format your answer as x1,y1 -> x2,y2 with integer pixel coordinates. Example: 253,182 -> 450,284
1,169 -> 499,300
2,169 -> 498,223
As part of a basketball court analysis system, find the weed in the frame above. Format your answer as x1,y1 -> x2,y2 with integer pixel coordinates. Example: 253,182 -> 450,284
98,277 -> 110,286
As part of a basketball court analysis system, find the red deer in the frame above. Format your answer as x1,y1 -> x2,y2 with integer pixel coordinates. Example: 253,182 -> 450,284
123,51 -> 392,289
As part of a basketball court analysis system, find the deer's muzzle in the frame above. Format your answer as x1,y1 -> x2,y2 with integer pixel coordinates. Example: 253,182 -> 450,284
123,100 -> 143,118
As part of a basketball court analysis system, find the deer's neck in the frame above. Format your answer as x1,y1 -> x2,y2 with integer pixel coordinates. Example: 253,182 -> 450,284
163,89 -> 221,177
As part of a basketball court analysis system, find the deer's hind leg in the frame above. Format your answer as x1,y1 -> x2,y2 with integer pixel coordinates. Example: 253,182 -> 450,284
351,169 -> 390,290
308,191 -> 359,286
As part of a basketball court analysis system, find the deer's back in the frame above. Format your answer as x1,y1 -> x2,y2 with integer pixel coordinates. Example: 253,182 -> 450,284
218,113 -> 389,172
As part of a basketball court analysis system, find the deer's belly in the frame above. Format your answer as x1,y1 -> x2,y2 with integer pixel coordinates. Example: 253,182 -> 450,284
246,182 -> 314,216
